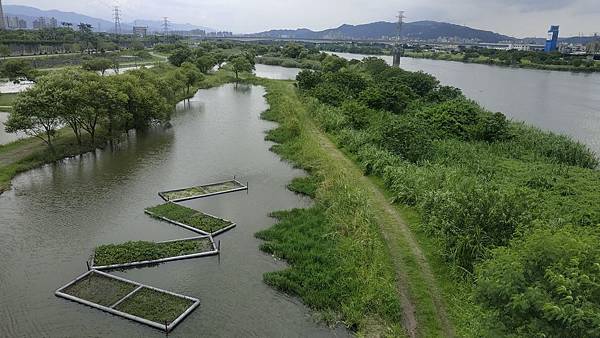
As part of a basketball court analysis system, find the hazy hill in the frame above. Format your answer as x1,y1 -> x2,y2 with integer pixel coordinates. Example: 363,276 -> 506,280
251,20 -> 514,43
3,5 -> 214,33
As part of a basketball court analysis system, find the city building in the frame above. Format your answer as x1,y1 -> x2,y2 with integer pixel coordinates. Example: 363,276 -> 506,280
544,25 -> 559,52
32,16 -> 59,29
6,16 -> 27,29
133,26 -> 148,37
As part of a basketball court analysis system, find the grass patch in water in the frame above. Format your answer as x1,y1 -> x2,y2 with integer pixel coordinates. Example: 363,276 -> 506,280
146,203 -> 233,234
113,287 -> 194,325
287,176 -> 320,198
62,271 -> 138,307
93,238 -> 213,267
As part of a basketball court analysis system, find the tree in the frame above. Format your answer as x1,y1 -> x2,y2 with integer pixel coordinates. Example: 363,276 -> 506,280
180,62 -> 204,95
195,54 -> 217,74
321,55 -> 348,72
130,40 -> 145,51
108,74 -> 169,131
1,59 -> 37,82
230,55 -> 254,81
81,58 -> 114,75
5,83 -> 62,149
212,51 -> 227,69
168,46 -> 192,67
0,45 -> 10,57
282,43 -> 304,58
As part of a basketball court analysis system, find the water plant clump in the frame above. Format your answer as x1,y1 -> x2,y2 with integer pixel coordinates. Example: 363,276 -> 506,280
146,203 -> 234,234
113,287 -> 195,325
61,271 -> 138,307
93,238 -> 214,267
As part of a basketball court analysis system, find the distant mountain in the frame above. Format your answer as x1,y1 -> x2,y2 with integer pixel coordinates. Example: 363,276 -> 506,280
251,20 -> 514,43
3,5 -> 214,33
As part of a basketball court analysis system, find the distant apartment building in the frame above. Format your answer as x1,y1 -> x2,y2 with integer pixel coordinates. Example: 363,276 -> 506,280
6,16 -> 27,29
133,26 -> 148,37
206,31 -> 233,38
33,16 -> 58,29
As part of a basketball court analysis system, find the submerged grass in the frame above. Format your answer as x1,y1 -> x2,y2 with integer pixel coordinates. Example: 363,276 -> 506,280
114,287 -> 194,325
62,272 -> 138,307
93,238 -> 213,267
146,203 -> 233,234
253,78 -> 404,335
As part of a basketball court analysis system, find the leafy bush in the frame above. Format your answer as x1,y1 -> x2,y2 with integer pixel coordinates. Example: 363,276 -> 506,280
377,114 -> 434,163
419,182 -> 530,272
476,225 -> 600,337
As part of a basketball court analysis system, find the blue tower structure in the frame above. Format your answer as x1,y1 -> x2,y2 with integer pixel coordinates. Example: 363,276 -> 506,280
544,25 -> 559,52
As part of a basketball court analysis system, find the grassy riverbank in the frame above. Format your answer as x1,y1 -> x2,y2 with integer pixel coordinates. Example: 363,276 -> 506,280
253,79 -> 404,335
251,78 -> 477,336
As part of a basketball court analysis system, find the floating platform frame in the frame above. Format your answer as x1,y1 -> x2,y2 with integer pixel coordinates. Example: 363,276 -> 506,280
158,178 -> 248,203
55,270 -> 200,332
91,236 -> 219,270
145,207 -> 237,237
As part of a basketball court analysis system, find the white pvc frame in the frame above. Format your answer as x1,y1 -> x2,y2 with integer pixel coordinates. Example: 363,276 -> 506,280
158,178 -> 248,203
55,270 -> 200,332
91,236 -> 219,270
145,207 -> 237,237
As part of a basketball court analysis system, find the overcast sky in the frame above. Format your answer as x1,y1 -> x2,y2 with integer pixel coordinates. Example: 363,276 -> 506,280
8,0 -> 600,37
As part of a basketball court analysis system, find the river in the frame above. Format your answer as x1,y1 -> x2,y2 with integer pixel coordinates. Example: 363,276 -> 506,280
0,83 -> 349,337
331,52 -> 600,154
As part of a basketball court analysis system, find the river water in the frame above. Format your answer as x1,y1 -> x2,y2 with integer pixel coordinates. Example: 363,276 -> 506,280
254,64 -> 301,80
332,52 -> 600,154
0,83 -> 349,337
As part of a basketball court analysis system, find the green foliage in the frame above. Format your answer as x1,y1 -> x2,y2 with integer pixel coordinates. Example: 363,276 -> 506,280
287,175 -> 320,198
299,52 -> 600,334
296,69 -> 322,91
81,58 -> 114,75
256,80 -> 403,333
476,225 -> 600,337
94,238 -> 212,266
168,45 -> 192,67
321,54 -> 348,72
1,59 -> 38,81
230,54 -> 255,81
378,114 -> 433,163
114,287 -> 194,325
146,203 -> 233,234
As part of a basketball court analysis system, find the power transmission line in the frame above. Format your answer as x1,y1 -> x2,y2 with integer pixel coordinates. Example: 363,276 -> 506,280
113,6 -> 121,35
163,17 -> 169,36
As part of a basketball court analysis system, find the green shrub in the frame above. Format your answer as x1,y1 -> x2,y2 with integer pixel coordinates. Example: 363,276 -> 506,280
476,225 -> 600,337
419,182 -> 530,272
377,114 -> 433,163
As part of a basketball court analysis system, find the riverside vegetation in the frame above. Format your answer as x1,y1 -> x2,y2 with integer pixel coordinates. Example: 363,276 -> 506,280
4,38 -> 600,336
286,55 -> 600,336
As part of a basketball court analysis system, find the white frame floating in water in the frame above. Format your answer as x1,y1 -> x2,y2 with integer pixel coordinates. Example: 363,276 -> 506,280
144,207 -> 237,237
90,236 -> 219,270
55,270 -> 201,332
158,178 -> 248,202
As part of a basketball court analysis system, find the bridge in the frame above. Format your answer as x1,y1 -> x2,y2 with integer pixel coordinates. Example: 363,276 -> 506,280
201,35 -> 519,49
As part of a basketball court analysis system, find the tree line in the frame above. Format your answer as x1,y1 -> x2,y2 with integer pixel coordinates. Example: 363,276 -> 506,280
4,62 -> 205,150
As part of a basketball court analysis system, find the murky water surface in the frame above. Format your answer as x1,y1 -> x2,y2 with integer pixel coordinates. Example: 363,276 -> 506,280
0,84 -> 349,337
